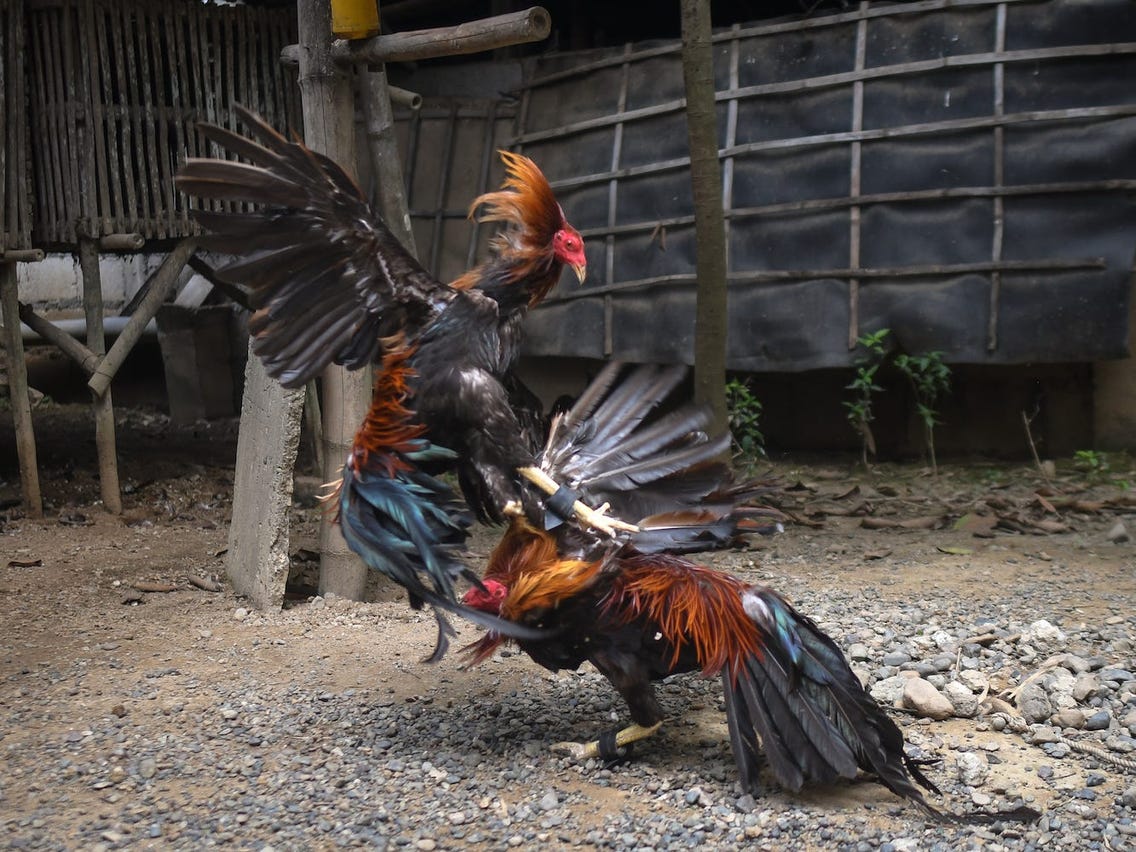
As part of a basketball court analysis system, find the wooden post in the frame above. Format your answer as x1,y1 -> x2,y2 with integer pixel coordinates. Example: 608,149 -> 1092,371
680,0 -> 728,437
79,238 -> 122,513
362,67 -> 417,254
0,262 -> 44,518
296,0 -> 372,601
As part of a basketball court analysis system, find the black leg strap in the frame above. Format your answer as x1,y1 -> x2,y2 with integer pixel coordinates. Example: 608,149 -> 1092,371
597,729 -> 627,761
543,483 -> 579,530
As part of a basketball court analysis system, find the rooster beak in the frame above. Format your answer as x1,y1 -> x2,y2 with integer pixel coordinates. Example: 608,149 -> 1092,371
571,262 -> 587,284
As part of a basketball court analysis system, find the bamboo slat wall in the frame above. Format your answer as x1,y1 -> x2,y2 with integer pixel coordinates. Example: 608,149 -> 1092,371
25,0 -> 300,248
390,98 -> 517,285
514,0 -> 1136,369
0,0 -> 32,251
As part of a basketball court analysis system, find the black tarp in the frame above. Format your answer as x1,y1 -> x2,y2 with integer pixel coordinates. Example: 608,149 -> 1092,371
517,0 -> 1136,370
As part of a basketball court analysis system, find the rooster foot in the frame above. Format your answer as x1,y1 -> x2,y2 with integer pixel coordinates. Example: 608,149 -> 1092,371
518,466 -> 639,536
550,721 -> 662,761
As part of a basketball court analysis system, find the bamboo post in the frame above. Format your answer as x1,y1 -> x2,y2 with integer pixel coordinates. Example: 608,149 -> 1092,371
298,0 -> 372,602
78,238 -> 122,514
362,67 -> 418,254
0,262 -> 43,518
88,238 -> 196,398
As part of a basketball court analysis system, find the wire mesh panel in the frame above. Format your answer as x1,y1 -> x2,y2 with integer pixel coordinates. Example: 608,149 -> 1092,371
25,0 -> 300,247
0,0 -> 32,251
515,0 -> 1136,369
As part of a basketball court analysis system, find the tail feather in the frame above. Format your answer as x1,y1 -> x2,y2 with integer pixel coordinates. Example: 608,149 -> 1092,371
728,588 -> 940,813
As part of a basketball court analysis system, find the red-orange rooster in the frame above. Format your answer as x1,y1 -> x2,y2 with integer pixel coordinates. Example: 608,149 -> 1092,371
463,362 -> 942,814
176,106 -> 632,659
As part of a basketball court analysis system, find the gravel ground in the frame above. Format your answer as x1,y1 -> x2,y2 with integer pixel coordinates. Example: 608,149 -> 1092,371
2,411 -> 1135,850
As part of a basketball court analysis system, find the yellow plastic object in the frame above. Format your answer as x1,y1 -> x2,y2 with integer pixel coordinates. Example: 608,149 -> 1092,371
331,0 -> 380,40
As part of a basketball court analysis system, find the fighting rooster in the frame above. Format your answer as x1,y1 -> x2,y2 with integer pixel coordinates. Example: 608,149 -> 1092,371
463,362 -> 941,814
176,106 -> 630,659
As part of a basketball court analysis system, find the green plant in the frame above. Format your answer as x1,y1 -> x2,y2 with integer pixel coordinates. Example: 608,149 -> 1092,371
725,376 -> 765,463
894,350 -> 951,476
843,328 -> 890,468
1073,449 -> 1109,476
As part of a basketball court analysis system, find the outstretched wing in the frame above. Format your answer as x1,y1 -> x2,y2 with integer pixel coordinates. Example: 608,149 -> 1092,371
175,104 -> 454,388
536,362 -> 780,553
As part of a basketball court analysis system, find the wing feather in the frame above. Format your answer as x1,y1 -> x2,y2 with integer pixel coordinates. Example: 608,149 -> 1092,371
176,104 -> 454,388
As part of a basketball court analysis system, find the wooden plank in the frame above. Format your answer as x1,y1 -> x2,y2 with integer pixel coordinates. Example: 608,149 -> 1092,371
465,101 -> 498,269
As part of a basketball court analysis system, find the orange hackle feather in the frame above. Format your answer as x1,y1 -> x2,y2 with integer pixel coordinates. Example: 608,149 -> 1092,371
484,520 -> 604,622
611,555 -> 763,678
451,150 -> 567,304
348,343 -> 428,478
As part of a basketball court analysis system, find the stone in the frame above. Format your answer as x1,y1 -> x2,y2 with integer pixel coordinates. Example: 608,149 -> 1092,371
902,677 -> 955,720
1051,708 -> 1086,729
1106,521 -> 1130,543
882,650 -> 912,667
1073,673 -> 1100,702
1084,710 -> 1111,731
943,680 -> 979,718
955,751 -> 990,787
1018,680 -> 1053,722
1021,619 -> 1066,651
870,675 -> 908,706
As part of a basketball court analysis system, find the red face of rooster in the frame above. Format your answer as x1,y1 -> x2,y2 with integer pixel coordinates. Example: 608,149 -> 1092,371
553,225 -> 587,284
463,579 -> 508,614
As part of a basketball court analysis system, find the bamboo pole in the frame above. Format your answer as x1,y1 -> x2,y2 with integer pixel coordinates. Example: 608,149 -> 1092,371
88,238 -> 196,398
0,262 -> 43,518
296,0 -> 371,601
79,238 -> 122,514
362,67 -> 417,254
280,6 -> 551,67
16,302 -> 101,373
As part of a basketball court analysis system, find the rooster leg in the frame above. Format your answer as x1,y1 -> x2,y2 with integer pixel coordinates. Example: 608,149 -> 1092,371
550,721 -> 662,760
518,466 -> 639,536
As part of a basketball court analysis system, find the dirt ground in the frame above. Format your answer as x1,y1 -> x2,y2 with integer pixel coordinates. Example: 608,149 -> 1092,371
2,401 -> 1135,848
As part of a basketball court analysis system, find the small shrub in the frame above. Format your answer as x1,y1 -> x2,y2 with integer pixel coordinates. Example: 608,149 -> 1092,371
725,377 -> 765,463
844,329 -> 890,467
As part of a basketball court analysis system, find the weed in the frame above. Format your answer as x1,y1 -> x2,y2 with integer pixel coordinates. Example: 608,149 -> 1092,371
894,350 -> 951,476
844,328 -> 890,468
725,377 -> 765,465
